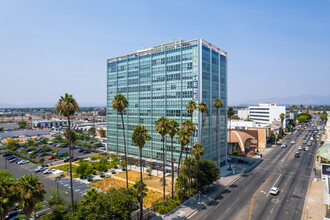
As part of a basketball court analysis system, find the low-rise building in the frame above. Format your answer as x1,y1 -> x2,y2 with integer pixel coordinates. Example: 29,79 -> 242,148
227,129 -> 258,156
248,103 -> 288,128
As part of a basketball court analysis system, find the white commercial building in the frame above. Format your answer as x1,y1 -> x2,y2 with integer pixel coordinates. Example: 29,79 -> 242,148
248,103 -> 287,128
237,108 -> 249,120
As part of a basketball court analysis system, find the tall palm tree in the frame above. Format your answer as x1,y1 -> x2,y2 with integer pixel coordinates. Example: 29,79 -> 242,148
0,170 -> 18,219
280,113 -> 285,135
154,116 -> 169,206
182,156 -> 197,197
167,119 -> 179,198
132,125 -> 151,220
177,128 -> 191,176
198,102 -> 208,146
191,143 -> 205,191
213,98 -> 223,167
18,174 -> 46,219
186,100 -> 197,147
181,120 -> 195,158
21,113 -> 24,122
112,94 -> 129,190
191,143 -> 205,161
56,93 -> 79,216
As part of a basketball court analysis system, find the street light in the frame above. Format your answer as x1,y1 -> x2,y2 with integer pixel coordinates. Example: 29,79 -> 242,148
55,176 -> 63,195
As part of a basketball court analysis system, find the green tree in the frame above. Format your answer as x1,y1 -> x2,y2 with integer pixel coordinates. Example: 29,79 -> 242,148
88,127 -> 96,136
130,180 -> 148,204
198,102 -> 208,147
181,120 -> 195,158
18,121 -> 27,129
39,157 -> 45,164
154,116 -> 169,206
167,119 -> 179,199
7,139 -> 19,151
231,115 -> 240,120
131,125 -> 151,220
97,158 -> 109,177
56,93 -> 79,216
0,170 -> 18,219
182,156 -> 197,197
196,159 -> 220,190
177,128 -> 191,176
0,127 -> 3,132
213,98 -> 223,167
18,174 -> 46,219
227,107 -> 236,119
175,174 -> 188,203
112,94 -> 129,190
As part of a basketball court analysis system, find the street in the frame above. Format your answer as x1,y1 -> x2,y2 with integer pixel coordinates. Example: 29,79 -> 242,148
190,121 -> 318,220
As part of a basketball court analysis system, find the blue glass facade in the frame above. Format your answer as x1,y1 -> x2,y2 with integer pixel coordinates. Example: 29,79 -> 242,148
107,39 -> 227,167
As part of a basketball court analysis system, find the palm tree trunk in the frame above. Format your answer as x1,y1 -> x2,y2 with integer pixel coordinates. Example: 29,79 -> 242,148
189,112 -> 194,158
216,109 -> 219,167
139,148 -> 143,220
68,117 -> 74,216
200,113 -> 203,147
162,136 -> 166,206
171,137 -> 174,199
121,113 -> 129,191
178,145 -> 184,176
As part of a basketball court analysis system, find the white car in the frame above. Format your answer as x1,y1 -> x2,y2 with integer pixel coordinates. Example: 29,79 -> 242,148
270,187 -> 279,195
281,144 -> 287,148
305,147 -> 310,151
298,146 -> 302,151
17,160 -> 29,165
310,137 -> 314,140
291,140 -> 296,144
43,168 -> 55,174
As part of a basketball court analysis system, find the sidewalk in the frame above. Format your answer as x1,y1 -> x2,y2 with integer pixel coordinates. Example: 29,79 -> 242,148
154,147 -> 275,220
301,158 -> 325,220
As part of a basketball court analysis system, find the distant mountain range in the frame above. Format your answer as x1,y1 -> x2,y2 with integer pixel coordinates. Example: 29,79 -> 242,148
0,102 -> 106,108
234,95 -> 330,106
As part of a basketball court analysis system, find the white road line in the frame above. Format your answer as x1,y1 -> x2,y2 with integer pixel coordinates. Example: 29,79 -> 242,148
225,207 -> 231,213
266,174 -> 282,197
235,198 -> 239,202
281,143 -> 296,162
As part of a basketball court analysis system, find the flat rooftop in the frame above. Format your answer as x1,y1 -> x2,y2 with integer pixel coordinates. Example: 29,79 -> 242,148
107,38 -> 227,63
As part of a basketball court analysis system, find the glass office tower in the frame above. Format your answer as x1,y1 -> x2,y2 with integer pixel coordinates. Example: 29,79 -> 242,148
107,39 -> 227,167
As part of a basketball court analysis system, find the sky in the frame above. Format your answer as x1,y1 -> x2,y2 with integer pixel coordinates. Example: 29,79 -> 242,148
0,0 -> 329,106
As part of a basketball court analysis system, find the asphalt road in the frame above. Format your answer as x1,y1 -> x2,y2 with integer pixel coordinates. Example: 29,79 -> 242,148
190,119 -> 319,220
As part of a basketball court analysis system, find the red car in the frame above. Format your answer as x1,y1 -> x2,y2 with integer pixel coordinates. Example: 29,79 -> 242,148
48,156 -> 55,160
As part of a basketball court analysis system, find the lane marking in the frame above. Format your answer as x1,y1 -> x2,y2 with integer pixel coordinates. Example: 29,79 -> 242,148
248,174 -> 271,220
266,174 -> 282,197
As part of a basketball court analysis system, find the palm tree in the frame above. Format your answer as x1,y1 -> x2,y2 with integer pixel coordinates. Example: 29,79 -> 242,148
182,156 -> 197,197
112,94 -> 129,190
154,116 -> 169,206
82,188 -> 100,206
280,113 -> 285,135
21,113 -> 24,122
0,170 -> 18,219
167,119 -> 179,198
131,125 -> 151,220
191,143 -> 205,191
181,120 -> 195,158
213,98 -> 223,167
18,174 -> 46,219
191,143 -> 205,161
177,128 -> 191,176
186,100 -> 197,147
198,102 -> 208,146
56,93 -> 79,216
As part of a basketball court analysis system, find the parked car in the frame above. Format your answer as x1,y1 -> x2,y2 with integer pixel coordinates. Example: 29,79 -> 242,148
48,156 -> 55,160
43,168 -> 55,174
35,167 -> 47,172
64,156 -> 74,162
78,149 -> 84,153
83,150 -> 91,154
17,160 -> 29,165
269,187 -> 279,195
58,152 -> 66,157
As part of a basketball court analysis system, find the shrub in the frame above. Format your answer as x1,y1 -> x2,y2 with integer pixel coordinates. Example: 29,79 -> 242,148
29,153 -> 37,159
227,167 -> 232,171
39,157 -> 45,164
154,197 -> 181,215
111,170 -> 116,174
